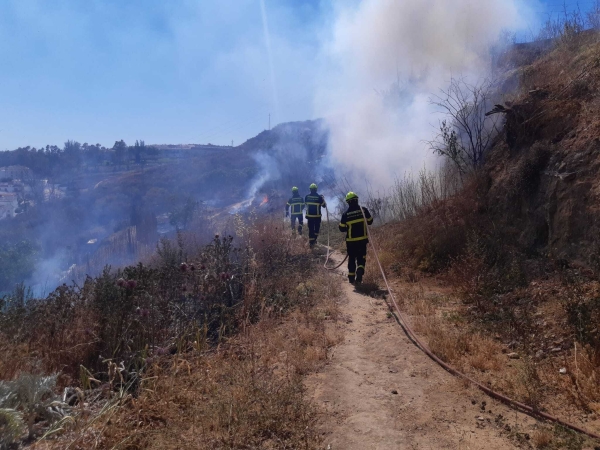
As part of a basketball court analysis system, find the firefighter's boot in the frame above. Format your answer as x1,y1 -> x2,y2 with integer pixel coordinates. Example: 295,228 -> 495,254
356,267 -> 364,284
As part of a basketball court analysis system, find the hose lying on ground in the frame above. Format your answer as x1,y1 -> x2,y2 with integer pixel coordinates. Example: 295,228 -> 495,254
355,208 -> 600,441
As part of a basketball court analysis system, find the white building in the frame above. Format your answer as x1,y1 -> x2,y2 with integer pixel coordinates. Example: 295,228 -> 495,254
0,182 -> 13,192
0,165 -> 31,179
0,192 -> 18,219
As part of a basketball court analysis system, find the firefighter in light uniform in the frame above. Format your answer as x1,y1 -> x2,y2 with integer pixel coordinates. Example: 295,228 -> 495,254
305,183 -> 326,248
285,186 -> 305,235
339,192 -> 373,284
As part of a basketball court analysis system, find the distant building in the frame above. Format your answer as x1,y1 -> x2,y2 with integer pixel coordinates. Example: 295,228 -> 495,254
0,180 -> 23,193
0,192 -> 18,219
0,182 -> 13,192
0,165 -> 31,180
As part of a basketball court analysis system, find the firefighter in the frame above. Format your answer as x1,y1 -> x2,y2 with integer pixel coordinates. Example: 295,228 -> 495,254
285,186 -> 305,235
339,192 -> 373,284
305,183 -> 326,248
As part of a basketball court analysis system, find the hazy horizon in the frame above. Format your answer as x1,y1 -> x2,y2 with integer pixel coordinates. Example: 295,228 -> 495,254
0,0 -> 592,151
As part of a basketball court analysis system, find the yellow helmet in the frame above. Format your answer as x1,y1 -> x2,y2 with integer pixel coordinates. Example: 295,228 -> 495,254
309,183 -> 318,190
291,186 -> 299,192
345,191 -> 358,202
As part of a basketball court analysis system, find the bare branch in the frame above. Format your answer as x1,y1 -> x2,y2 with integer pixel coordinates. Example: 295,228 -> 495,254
427,77 -> 500,174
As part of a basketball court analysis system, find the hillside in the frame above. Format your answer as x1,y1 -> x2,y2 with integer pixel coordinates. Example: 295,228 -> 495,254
487,31 -> 600,264
6,29 -> 600,450
365,30 -> 600,445
0,120 -> 328,294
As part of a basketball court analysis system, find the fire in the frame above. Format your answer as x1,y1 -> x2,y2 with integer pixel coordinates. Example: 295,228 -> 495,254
260,195 -> 268,206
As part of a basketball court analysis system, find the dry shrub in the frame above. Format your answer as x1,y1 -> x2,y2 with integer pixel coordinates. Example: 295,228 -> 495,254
256,273 -> 343,376
409,307 -> 502,373
391,176 -> 485,274
465,337 -> 503,373
0,337 -> 33,380
0,215 -> 317,379
0,214 -> 340,447
406,295 -> 434,318
450,231 -> 526,300
532,428 -> 553,448
565,343 -> 600,410
66,351 -> 320,450
516,358 -> 543,410
415,317 -> 469,364
51,267 -> 340,449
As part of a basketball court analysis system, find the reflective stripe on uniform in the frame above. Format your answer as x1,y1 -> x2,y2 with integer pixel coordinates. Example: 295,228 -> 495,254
346,218 -> 367,242
305,201 -> 322,217
288,197 -> 304,214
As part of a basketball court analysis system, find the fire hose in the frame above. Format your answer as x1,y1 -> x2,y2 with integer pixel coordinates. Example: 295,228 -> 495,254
325,205 -> 600,441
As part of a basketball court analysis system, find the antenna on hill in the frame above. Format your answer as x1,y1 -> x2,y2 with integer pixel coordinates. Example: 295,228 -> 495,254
269,113 -> 271,131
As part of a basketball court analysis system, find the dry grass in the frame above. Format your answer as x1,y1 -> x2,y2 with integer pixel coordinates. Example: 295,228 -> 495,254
38,256 -> 342,449
515,358 -> 544,411
565,343 -> 600,411
1,214 -> 346,448
532,428 -> 554,448
48,350 -> 318,449
399,284 -> 503,373
465,338 -> 503,373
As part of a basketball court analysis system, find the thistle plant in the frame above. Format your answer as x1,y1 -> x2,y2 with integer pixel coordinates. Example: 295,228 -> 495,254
0,407 -> 24,447
0,373 -> 68,442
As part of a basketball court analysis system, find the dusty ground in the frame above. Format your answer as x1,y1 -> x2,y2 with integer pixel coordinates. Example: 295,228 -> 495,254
306,255 -> 544,450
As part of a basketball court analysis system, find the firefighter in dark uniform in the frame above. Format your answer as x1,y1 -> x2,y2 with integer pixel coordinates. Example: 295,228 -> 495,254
339,192 -> 373,284
285,186 -> 305,235
305,183 -> 326,248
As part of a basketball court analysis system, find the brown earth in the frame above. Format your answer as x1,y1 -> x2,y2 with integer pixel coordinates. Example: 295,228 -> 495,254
305,253 -> 591,449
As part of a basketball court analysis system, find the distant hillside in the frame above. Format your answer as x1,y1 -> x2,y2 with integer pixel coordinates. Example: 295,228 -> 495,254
238,119 -> 327,156
0,119 -> 330,293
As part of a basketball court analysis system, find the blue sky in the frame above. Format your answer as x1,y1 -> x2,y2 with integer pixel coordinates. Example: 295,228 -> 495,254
0,0 -> 595,149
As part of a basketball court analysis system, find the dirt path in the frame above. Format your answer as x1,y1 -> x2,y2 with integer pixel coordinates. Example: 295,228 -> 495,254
306,255 -> 539,449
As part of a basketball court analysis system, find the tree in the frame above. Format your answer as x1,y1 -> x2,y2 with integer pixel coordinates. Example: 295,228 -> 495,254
168,196 -> 199,230
112,140 -> 127,169
85,143 -> 101,169
21,170 -> 45,205
63,140 -> 82,171
0,240 -> 39,292
132,140 -> 145,164
428,78 -> 500,174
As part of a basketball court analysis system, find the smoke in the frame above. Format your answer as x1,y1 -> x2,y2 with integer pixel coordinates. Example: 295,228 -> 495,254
235,120 -> 329,212
315,0 -> 534,190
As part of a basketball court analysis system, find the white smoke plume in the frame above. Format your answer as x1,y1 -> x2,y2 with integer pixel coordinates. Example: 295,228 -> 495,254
315,0 -> 535,190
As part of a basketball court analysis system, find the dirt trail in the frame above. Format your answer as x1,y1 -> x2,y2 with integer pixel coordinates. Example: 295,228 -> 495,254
306,255 -> 538,449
